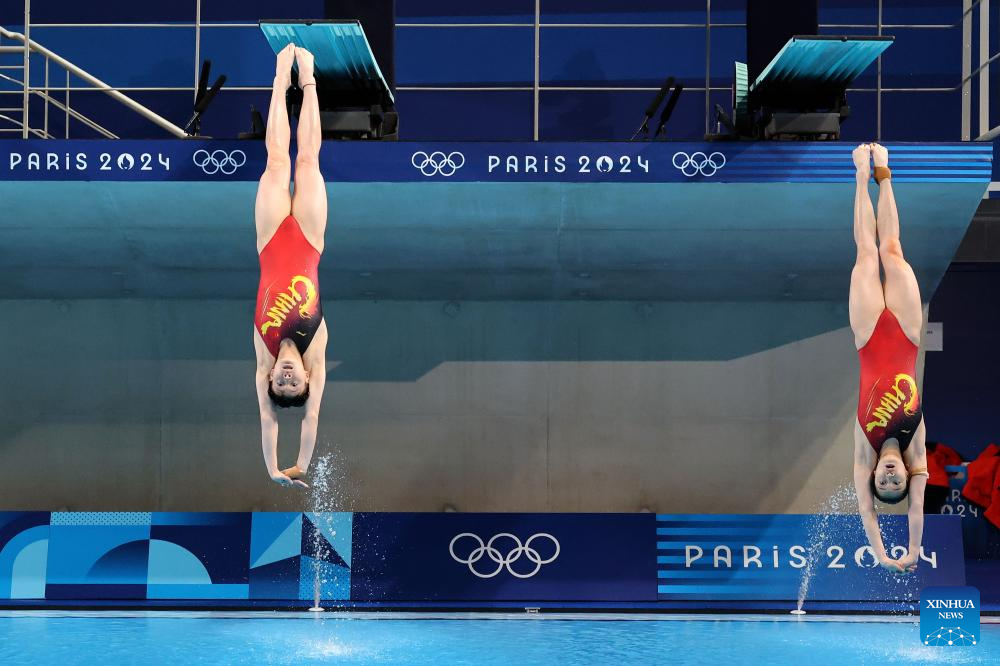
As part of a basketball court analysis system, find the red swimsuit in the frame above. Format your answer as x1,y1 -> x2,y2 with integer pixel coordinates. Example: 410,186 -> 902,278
254,216 -> 322,357
857,309 -> 922,453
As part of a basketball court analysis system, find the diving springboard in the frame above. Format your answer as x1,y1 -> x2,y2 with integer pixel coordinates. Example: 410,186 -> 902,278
749,35 -> 893,108
260,20 -> 394,104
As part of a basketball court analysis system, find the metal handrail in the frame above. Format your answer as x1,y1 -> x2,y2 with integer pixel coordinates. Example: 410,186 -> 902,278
0,24 -> 186,138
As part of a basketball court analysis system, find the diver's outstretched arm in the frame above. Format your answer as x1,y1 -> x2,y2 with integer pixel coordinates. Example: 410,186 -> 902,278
853,430 -> 906,573
898,421 -> 929,572
256,371 -> 305,488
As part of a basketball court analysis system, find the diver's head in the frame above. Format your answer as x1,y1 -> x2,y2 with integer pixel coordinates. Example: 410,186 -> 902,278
268,345 -> 310,408
871,445 -> 909,504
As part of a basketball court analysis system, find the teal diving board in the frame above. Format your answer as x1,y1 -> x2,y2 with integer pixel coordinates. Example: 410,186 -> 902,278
260,20 -> 393,103
750,35 -> 893,107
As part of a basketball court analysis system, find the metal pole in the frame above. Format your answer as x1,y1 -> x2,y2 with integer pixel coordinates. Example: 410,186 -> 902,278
0,28 -> 187,137
978,0 -> 989,137
194,0 -> 201,103
533,0 -> 540,141
705,0 -> 711,136
876,0 -> 882,140
22,0 -> 30,138
962,0 -> 972,140
43,53 -> 48,137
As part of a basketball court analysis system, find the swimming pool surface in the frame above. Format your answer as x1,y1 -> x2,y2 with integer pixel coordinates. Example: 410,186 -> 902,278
0,612 -> 997,664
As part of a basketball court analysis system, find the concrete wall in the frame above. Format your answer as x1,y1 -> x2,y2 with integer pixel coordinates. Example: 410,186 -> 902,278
0,298 -> 922,514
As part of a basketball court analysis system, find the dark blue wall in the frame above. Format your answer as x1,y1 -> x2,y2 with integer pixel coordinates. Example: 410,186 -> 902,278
924,263 -> 1000,461
1,1 -> 996,145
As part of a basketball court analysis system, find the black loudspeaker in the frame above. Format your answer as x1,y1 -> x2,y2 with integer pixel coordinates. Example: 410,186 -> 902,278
746,0 -> 818,84
325,0 -> 395,90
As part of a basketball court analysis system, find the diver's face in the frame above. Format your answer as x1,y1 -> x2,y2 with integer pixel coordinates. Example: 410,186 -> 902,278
874,458 -> 908,501
269,357 -> 308,397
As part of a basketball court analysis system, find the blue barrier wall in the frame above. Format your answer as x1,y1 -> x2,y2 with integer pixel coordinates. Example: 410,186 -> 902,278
0,512 -> 966,607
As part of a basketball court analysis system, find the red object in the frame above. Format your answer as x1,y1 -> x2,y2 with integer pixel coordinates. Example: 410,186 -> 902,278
857,309 -> 922,452
254,215 -> 323,358
926,442 -> 962,489
962,444 -> 1000,530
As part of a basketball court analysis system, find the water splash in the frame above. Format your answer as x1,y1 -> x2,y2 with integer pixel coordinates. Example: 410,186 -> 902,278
304,447 -> 350,612
795,483 -> 857,612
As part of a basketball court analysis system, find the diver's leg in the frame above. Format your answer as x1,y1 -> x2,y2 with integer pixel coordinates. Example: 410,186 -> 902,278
255,44 -> 296,252
849,144 -> 885,349
872,143 -> 923,344
290,47 -> 327,253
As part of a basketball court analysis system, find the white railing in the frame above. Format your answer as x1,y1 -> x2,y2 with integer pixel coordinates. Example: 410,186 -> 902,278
0,0 -> 186,139
963,0 -> 999,141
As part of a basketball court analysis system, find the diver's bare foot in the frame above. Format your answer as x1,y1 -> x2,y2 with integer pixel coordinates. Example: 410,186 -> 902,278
282,465 -> 307,480
275,44 -> 296,88
852,143 -> 871,180
295,47 -> 316,86
271,469 -> 308,489
871,142 -> 888,168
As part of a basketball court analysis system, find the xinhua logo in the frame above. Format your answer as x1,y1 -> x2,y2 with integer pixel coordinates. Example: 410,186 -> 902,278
920,586 -> 980,646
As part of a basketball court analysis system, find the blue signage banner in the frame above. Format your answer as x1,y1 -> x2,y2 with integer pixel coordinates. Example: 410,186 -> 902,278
655,514 -> 965,601
0,511 -> 970,606
350,512 -> 657,602
0,140 -> 990,184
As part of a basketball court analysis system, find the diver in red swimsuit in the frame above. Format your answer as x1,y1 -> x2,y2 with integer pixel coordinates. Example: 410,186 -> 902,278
850,143 -> 929,574
253,45 -> 328,488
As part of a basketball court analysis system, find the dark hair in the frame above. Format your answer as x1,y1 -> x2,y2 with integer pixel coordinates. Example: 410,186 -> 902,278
268,382 -> 310,408
870,473 -> 909,505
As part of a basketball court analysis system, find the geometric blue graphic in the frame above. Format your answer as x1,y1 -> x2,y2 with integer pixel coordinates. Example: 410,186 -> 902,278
0,512 -> 50,599
248,512 -> 352,601
921,586 -> 980,647
147,539 -> 212,584
250,513 -> 302,569
146,513 -> 252,599
46,514 -> 152,600
302,513 -> 351,569
298,555 -> 350,601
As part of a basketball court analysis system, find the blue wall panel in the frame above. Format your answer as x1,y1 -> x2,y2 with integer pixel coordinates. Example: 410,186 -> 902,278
538,89 -> 723,140
883,0 -> 959,25
924,264 -> 1000,459
200,25 -> 275,88
0,3 -> 193,24
395,91 -> 533,140
819,0 -> 877,26
541,0 -> 716,25
27,27 -> 195,88
202,0 -> 325,22
881,91 -> 962,141
540,27 -> 706,86
396,0 -> 535,24
838,90 -> 878,140
396,27 -> 534,86
881,27 -> 961,89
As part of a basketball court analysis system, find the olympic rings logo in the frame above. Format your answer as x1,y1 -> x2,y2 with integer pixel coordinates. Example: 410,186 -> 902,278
672,151 -> 726,177
192,149 -> 247,175
411,151 -> 465,177
449,532 -> 560,578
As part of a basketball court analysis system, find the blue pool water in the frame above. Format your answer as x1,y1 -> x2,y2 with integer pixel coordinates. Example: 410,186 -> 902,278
0,612 -> 997,665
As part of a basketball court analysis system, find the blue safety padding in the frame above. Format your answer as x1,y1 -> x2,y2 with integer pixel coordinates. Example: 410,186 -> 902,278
751,36 -> 893,92
259,21 -> 393,102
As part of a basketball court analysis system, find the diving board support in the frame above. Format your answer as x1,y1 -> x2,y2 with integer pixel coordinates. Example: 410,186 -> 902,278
722,35 -> 893,141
